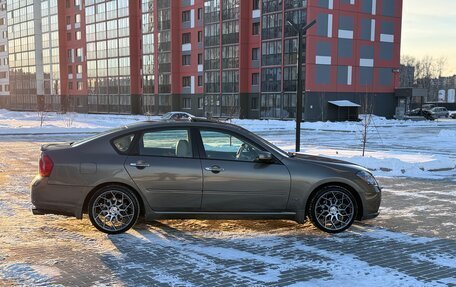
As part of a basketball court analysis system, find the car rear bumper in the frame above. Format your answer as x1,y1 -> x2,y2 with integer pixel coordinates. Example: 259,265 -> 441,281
31,175 -> 90,219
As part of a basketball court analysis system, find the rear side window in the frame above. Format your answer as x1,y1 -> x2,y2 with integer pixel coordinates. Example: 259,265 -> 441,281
113,134 -> 135,153
140,129 -> 192,158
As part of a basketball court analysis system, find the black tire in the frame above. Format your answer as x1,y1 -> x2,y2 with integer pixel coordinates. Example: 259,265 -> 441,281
308,186 -> 357,233
88,185 -> 140,234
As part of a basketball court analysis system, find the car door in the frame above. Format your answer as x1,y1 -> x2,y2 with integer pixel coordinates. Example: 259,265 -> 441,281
125,128 -> 203,211
198,128 -> 291,212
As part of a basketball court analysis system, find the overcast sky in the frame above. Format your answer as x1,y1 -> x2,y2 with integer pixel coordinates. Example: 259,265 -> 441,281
402,0 -> 456,76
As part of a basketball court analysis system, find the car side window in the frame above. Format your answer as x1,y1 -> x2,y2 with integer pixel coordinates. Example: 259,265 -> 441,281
200,130 -> 262,162
140,129 -> 192,158
113,134 -> 135,153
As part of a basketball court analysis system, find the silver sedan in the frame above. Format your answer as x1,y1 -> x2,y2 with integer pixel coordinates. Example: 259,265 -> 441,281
31,120 -> 381,234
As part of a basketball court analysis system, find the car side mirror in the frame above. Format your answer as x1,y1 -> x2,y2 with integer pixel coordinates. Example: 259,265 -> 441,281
256,151 -> 273,163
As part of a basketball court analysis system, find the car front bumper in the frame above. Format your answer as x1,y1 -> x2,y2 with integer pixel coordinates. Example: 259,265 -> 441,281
31,175 -> 90,219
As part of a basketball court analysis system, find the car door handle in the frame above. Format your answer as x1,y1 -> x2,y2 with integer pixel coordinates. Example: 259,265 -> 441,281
130,161 -> 150,169
204,166 -> 224,173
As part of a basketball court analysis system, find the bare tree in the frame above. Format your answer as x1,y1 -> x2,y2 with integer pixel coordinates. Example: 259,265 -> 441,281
401,55 -> 449,101
360,95 -> 374,157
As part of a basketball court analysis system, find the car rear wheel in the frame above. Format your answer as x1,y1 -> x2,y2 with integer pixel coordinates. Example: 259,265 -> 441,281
308,186 -> 357,233
88,185 -> 139,234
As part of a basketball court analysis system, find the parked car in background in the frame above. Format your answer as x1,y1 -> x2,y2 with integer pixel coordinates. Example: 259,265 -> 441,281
428,107 -> 449,119
405,108 -> 434,120
450,112 -> 456,119
161,112 -> 195,121
31,120 -> 381,234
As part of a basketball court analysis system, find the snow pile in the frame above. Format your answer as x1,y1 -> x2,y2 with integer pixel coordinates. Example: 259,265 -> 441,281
303,148 -> 456,178
0,109 -> 154,134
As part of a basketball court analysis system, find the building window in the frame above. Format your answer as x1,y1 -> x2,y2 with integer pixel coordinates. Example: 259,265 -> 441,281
68,49 -> 74,63
75,31 -> 81,40
76,65 -> 83,74
262,68 -> 282,92
68,65 -> 73,75
68,81 -> 73,90
253,0 -> 260,10
183,76 -> 191,87
66,0 -> 71,8
182,11 -> 191,22
182,54 -> 191,66
262,40 -> 282,66
252,73 -> 259,86
262,13 -> 282,40
198,75 -> 203,86
198,97 -> 204,109
251,97 -> 259,110
198,8 -> 203,20
252,22 -> 260,35
198,31 -> 203,43
74,0 -> 81,9
222,45 -> 239,69
252,48 -> 259,61
182,33 -> 191,44
75,14 -> 81,23
4,85 -> 9,92
67,32 -> 72,41
76,48 -> 83,62
66,16 -> 71,25
183,98 -> 191,109
198,53 -> 203,65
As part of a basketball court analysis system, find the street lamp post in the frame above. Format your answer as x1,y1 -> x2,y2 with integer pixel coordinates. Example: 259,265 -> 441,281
287,19 -> 316,153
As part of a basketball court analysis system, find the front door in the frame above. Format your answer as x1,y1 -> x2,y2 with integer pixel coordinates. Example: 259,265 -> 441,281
198,129 -> 291,212
125,128 -> 202,211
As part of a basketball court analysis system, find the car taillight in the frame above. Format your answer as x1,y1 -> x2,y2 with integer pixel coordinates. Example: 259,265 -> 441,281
39,154 -> 54,177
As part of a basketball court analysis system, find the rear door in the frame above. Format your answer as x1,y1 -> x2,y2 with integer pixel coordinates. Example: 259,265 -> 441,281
197,128 -> 291,212
125,128 -> 203,211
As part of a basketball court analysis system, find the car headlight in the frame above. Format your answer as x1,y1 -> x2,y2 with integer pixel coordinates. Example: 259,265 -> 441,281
356,170 -> 379,186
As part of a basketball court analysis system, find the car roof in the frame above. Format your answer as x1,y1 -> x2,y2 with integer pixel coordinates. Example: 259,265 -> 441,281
123,119 -> 246,132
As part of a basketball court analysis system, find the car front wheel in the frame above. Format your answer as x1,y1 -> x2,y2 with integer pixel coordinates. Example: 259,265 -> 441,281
308,186 -> 357,233
88,185 -> 140,234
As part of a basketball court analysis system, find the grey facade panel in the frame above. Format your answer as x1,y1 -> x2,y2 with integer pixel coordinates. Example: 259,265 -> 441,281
316,14 -> 328,37
182,21 -> 191,29
318,0 -> 330,8
380,42 -> 393,60
316,64 -> 331,85
379,68 -> 393,86
316,41 -> 331,56
181,0 -> 191,7
339,15 -> 354,30
360,18 -> 372,40
337,66 -> 348,85
359,67 -> 373,85
338,39 -> 352,59
381,21 -> 394,34
360,45 -> 374,59
382,0 -> 395,16
361,0 -> 372,14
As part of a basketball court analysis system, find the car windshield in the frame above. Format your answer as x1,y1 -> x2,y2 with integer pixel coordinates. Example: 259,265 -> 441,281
161,113 -> 173,119
239,128 -> 289,158
71,127 -> 125,147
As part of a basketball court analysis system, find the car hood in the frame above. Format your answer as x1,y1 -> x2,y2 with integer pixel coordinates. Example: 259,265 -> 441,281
289,152 -> 368,172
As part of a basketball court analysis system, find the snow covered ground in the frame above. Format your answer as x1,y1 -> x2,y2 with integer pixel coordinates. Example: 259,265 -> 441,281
0,109 -> 455,179
0,111 -> 455,286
